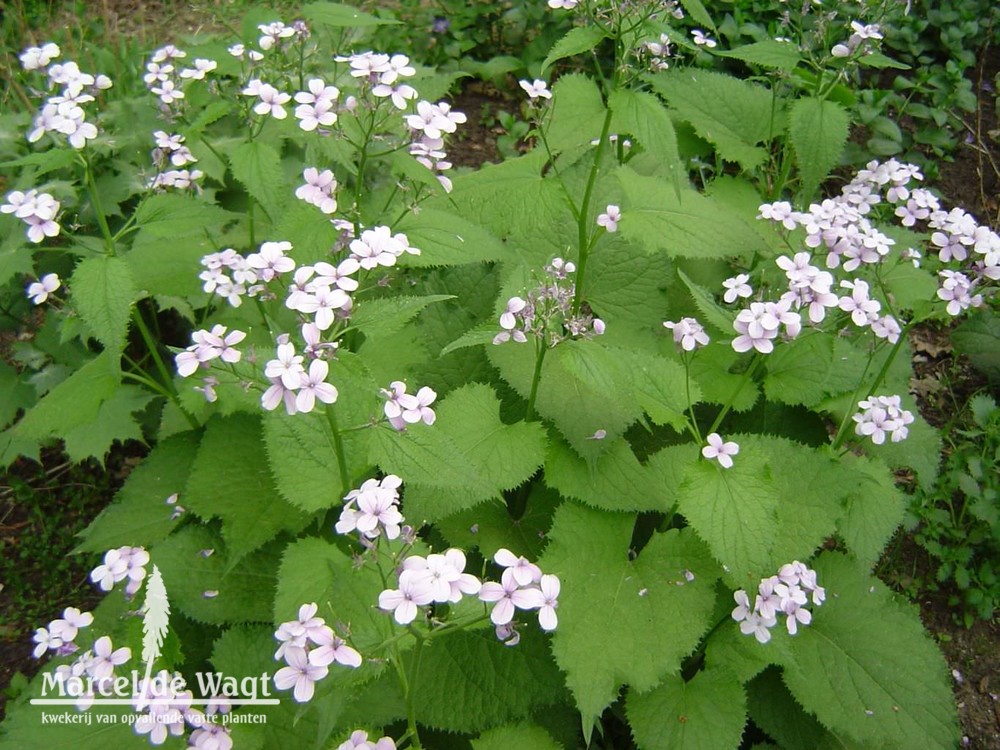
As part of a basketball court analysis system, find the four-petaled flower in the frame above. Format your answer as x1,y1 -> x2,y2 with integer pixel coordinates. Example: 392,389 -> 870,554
702,432 -> 739,468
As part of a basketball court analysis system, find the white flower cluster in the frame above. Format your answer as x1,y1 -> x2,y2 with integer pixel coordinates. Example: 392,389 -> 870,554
31,606 -> 93,658
350,226 -> 422,269
642,33 -> 673,71
732,561 -> 825,643
346,51 -> 418,110
174,325 -> 245,382
381,381 -> 437,430
480,549 -> 561,641
262,336 -> 339,414
853,394 -> 914,444
258,20 -> 301,52
19,42 -> 111,149
242,78 -> 291,119
494,258 -> 606,346
296,167 -> 337,214
2,189 -> 61,244
144,45 -> 204,110
663,317 -> 709,351
294,78 -> 340,131
149,130 -> 202,191
337,730 -> 396,750
404,99 -> 464,193
90,546 -> 149,597
49,635 -> 131,711
379,548 -> 483,624
731,299 -> 802,354
336,475 -> 406,540
273,603 -> 362,703
832,21 -> 883,58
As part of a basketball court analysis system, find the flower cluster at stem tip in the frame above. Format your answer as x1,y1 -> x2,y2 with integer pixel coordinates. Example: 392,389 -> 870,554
732,561 -> 825,643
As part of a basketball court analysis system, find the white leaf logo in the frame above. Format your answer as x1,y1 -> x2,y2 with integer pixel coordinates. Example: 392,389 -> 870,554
137,564 -> 170,709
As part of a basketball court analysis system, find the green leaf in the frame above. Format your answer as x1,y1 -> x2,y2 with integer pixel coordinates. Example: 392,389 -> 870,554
10,351 -> 119,441
777,554 -> 959,750
301,1 -> 398,27
677,268 -> 735,332
272,202 -> 340,265
153,524 -> 280,625
618,167 -> 768,260
263,412 -> 349,513
76,432 -> 200,552
545,437 -> 673,512
126,232 -> 215,297
541,26 -> 610,74
62,385 -> 154,463
609,88 -> 682,184
0,234 -> 33,287
545,74 -> 608,156
747,668 -> 847,750
0,148 -> 78,174
395,208 -> 508,266
473,724 -> 564,750
185,414 -> 310,565
414,629 -> 568,732
229,139 -> 287,221
541,504 -> 720,724
677,444 -> 777,584
678,0 -> 715,29
952,309 -> 1000,382
133,193 -> 237,237
764,333 -> 836,407
865,401 -> 940,490
70,256 -> 135,352
628,668 -> 747,750
648,69 -> 776,170
716,40 -> 802,71
857,52 -> 910,70
353,295 -> 455,339
788,97 -> 849,200
836,455 -> 905,569
633,350 -> 700,431
369,424 -> 486,490
488,338 -> 641,459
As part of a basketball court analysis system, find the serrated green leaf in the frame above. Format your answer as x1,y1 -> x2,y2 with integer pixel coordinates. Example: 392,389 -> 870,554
301,1 -> 398,27
11,350 -> 119,441
609,88 -> 682,185
677,268 -> 735,332
395,208 -> 508,266
369,424 -> 487,490
414,629 -> 568,732
678,0 -> 715,28
633,350 -> 701,431
229,139 -> 287,222
716,40 -> 802,71
76,432 -> 200,552
545,74 -> 608,156
545,437 -> 672,512
541,504 -> 720,724
864,399 -> 940,490
788,97 -> 849,200
126,232 -> 215,297
70,255 -> 135,352
952,309 -> 1000,382
628,668 -> 747,750
62,384 -> 153,463
746,668 -> 852,750
541,26 -> 610,74
836,454 -> 905,569
263,411 -> 348,512
648,69 -> 776,169
488,338 -> 641,459
618,167 -> 767,259
353,295 -> 454,339
0,235 -> 33,286
153,524 -> 280,625
473,723 -> 564,750
763,332 -> 835,407
185,414 -> 310,566
777,554 -> 959,750
272,202 -> 340,265
133,193 -> 237,237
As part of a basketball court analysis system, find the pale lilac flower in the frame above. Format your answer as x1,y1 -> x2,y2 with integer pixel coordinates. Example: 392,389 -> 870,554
838,279 -> 881,326
337,475 -> 404,540
151,79 -> 184,105
379,569 -> 435,624
663,317 -> 710,351
307,627 -> 362,669
757,201 -> 799,230
32,627 -> 63,658
295,168 -> 338,214
702,433 -> 739,468
337,730 -> 396,750
48,607 -> 93,644
722,274 -> 752,303
853,395 -> 914,444
90,548 -> 129,591
500,297 -> 527,330
294,78 -> 340,108
479,568 -> 545,625
596,205 -> 621,232
537,574 -> 560,631
691,29 -> 717,48
519,79 -> 552,100
247,240 -> 295,281
88,636 -> 131,680
274,647 -> 328,703
265,341 -> 306,389
20,43 -> 60,71
179,59 -> 217,80
295,359 -> 339,413
494,548 -> 542,587
732,302 -> 780,353
381,381 -> 436,429
372,82 -> 418,109
937,271 -> 982,316
26,273 -> 61,304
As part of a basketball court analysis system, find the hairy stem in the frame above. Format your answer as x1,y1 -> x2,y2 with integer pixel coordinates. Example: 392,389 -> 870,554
325,404 -> 351,496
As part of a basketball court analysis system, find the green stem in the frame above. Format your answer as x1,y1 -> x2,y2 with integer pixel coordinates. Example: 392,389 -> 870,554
707,353 -> 764,436
247,195 -> 256,249
404,638 -> 425,749
131,307 -> 199,430
525,341 -> 548,422
325,403 -> 351,496
82,155 -> 115,255
573,105 -> 615,314
682,354 -> 703,444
